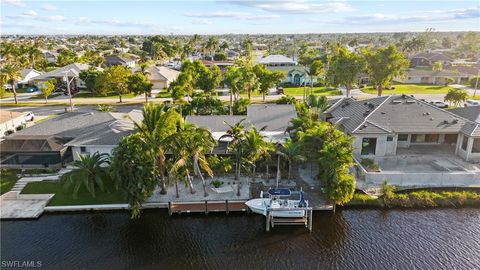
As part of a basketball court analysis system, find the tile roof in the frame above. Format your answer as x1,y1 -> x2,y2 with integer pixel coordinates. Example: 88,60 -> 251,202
33,63 -> 92,80
411,52 -> 452,61
146,66 -> 180,81
449,106 -> 480,123
259,55 -> 296,65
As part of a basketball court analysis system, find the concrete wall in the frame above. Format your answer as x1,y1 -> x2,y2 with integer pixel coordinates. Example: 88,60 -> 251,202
71,146 -> 115,161
456,134 -> 480,162
1,115 -> 26,138
353,134 -> 395,157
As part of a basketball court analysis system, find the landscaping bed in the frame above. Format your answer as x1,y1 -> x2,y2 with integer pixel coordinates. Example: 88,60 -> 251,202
283,86 -> 341,96
361,83 -> 453,95
0,169 -> 20,195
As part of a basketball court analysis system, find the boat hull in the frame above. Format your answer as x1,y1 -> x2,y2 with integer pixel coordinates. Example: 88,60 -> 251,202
245,198 -> 306,218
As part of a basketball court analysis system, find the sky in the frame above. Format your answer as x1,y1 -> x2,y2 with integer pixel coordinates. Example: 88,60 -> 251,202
1,0 -> 479,35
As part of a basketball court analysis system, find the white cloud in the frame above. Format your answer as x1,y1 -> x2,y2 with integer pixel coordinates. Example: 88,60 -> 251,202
191,19 -> 213,25
0,0 -> 25,7
184,11 -> 280,21
225,0 -> 354,14
22,10 -> 37,17
309,6 -> 480,24
42,4 -> 57,11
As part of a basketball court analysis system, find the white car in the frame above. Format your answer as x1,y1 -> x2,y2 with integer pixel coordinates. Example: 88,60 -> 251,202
464,100 -> 480,107
429,100 -> 448,108
3,84 -> 12,90
24,112 -> 34,122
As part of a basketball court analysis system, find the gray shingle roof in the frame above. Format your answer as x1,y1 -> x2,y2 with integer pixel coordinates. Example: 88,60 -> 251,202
33,63 -> 91,80
460,122 -> 480,137
327,95 -> 472,135
449,106 -> 480,123
186,116 -> 246,132
259,55 -> 296,65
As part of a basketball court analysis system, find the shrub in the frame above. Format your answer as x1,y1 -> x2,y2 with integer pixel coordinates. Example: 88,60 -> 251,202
276,95 -> 297,104
381,180 -> 395,200
211,180 -> 224,188
360,158 -> 380,172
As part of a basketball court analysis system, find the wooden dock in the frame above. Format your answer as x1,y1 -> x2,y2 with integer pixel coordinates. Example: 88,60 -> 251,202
168,200 -> 248,215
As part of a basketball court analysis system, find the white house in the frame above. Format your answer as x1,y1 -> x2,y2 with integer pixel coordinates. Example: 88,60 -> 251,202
138,66 -> 180,89
395,69 -> 463,85
17,69 -> 42,87
0,110 -> 26,138
32,63 -> 99,89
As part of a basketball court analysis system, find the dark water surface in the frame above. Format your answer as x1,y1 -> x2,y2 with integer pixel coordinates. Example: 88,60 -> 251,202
1,209 -> 480,270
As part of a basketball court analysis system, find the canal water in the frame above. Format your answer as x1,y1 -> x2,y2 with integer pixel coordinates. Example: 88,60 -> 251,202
1,209 -> 479,270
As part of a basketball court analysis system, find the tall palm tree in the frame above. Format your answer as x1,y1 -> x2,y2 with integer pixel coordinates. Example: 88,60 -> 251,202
277,139 -> 305,180
244,127 -> 273,178
1,64 -> 21,104
134,104 -> 181,194
27,46 -> 42,68
188,127 -> 215,197
63,152 -> 111,198
205,36 -> 219,60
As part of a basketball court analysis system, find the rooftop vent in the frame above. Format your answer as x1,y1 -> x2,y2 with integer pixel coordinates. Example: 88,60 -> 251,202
406,100 -> 416,104
392,100 -> 402,104
443,120 -> 449,124
363,110 -> 370,116
452,119 -> 459,124
401,94 -> 407,99
368,103 -> 375,109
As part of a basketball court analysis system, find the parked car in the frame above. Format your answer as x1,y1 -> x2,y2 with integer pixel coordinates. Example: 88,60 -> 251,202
429,100 -> 448,108
24,112 -> 34,122
464,100 -> 480,107
276,87 -> 284,95
25,86 -> 39,93
3,84 -> 12,90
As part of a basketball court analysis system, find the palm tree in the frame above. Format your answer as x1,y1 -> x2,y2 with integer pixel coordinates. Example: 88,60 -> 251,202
205,36 -> 219,60
63,152 -> 111,198
224,119 -> 247,180
306,95 -> 329,116
134,104 -> 181,194
1,64 -> 21,104
27,46 -> 42,68
188,127 -> 215,197
277,139 -> 305,180
244,127 -> 273,179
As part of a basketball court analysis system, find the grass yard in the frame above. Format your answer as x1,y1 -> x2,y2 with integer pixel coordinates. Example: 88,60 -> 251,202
73,92 -> 137,99
22,180 -> 127,206
361,83 -> 454,95
29,92 -> 62,100
0,169 -> 20,195
156,90 -> 172,98
0,87 -> 30,99
283,86 -> 342,96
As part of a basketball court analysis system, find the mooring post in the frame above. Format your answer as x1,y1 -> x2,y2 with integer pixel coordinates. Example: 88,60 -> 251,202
226,200 -> 229,214
308,209 -> 313,232
168,201 -> 172,216
266,210 -> 270,232
205,201 -> 208,215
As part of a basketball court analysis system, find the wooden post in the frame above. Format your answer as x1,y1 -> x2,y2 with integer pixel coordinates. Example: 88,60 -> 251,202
308,209 -> 313,232
205,201 -> 208,215
168,202 -> 172,216
266,210 -> 270,232
226,200 -> 229,214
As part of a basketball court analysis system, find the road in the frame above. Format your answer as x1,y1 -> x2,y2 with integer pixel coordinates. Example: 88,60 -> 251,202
1,104 -> 143,116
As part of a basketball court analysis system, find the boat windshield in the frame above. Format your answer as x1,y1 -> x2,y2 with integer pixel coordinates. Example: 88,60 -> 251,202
267,188 -> 291,196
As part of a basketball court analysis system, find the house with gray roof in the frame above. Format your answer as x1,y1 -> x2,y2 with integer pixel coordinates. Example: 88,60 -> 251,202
134,66 -> 180,89
395,69 -> 462,85
32,63 -> 98,90
0,111 -> 135,168
104,55 -> 136,68
324,95 -> 480,162
410,52 -> 452,67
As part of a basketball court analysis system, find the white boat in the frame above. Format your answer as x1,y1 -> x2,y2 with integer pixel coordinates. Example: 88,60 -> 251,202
245,188 -> 308,218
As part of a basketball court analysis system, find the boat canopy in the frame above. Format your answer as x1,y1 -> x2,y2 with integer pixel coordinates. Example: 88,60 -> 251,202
268,188 -> 291,196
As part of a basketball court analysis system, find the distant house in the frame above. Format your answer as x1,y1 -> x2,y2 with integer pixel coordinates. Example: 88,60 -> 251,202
17,69 -> 42,87
0,111 -> 136,168
395,69 -> 462,85
445,65 -> 480,81
43,51 -> 58,63
324,95 -> 480,162
258,55 -> 297,69
202,60 -> 234,79
32,63 -> 99,90
136,66 -> 180,89
104,55 -> 136,68
0,110 -> 26,138
410,52 -> 452,67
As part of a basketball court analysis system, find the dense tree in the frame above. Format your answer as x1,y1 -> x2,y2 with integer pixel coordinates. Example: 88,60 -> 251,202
233,98 -> 251,115
127,73 -> 153,102
444,88 -> 468,107
95,65 -> 132,102
298,48 -> 319,100
79,68 -> 101,92
328,46 -> 365,97
0,64 -> 21,104
56,48 -> 78,66
187,93 -> 226,115
362,45 -> 409,96
111,133 -> 156,218
63,152 -> 111,199
277,139 -> 304,180
253,64 -> 284,102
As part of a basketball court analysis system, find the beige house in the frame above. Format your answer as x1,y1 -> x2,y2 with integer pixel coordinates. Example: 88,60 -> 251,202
144,66 -> 180,89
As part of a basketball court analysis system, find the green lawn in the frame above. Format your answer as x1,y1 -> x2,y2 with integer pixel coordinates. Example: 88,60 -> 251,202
29,93 -> 62,100
73,92 -> 137,99
156,90 -> 172,98
22,180 -> 127,206
283,86 -> 342,96
0,87 -> 30,99
0,170 -> 20,195
361,83 -> 454,95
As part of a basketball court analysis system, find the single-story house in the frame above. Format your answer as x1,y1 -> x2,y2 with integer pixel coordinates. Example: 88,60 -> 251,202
16,69 -> 42,87
0,110 -> 26,138
134,66 -> 180,89
258,55 -> 297,70
445,65 -> 480,81
324,95 -> 480,162
104,55 -> 136,68
410,52 -> 452,67
0,111 -> 135,168
43,51 -> 59,63
32,63 -> 98,90
186,104 -> 297,154
395,69 -> 463,85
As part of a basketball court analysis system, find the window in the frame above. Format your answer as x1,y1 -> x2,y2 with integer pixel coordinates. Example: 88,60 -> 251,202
398,134 -> 408,141
387,136 -> 394,142
472,139 -> 480,153
361,138 -> 377,155
411,134 -> 439,143
80,146 -> 87,153
461,136 -> 468,151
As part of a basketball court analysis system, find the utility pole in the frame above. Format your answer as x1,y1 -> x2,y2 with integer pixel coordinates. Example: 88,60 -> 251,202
474,70 -> 479,97
63,70 -> 75,112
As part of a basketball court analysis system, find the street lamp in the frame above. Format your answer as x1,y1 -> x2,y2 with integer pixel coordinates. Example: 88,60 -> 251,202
62,69 -> 77,112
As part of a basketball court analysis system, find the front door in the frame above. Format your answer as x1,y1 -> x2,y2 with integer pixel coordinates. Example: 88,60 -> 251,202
361,138 -> 377,155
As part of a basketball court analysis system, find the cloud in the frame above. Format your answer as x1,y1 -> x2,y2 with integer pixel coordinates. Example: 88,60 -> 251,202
42,4 -> 57,11
22,10 -> 37,17
184,11 -> 280,20
225,0 -> 354,14
191,19 -> 213,25
309,6 -> 480,24
0,0 -> 25,7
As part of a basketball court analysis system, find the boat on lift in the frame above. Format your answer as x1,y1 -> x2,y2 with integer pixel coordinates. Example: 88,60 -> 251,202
245,188 -> 308,218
